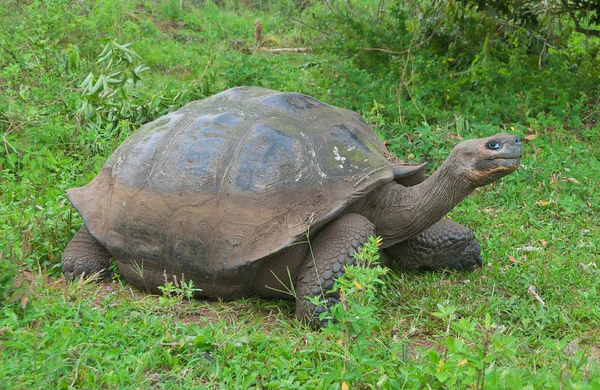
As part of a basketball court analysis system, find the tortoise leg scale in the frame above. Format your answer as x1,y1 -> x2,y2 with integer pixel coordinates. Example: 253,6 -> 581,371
384,219 -> 482,272
62,225 -> 113,281
294,213 -> 376,326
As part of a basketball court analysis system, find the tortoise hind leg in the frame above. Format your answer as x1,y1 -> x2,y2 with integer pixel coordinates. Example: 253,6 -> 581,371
62,225 -> 113,280
384,219 -> 482,272
295,213 -> 376,327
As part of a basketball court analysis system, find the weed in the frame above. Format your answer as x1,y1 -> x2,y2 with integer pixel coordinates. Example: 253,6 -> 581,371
322,236 -> 390,387
76,39 -> 208,133
158,271 -> 202,308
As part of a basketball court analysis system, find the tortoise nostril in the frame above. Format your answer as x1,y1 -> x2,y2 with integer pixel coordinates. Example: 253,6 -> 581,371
514,137 -> 521,145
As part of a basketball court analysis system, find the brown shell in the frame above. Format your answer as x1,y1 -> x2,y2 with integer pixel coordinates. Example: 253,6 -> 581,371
68,87 -> 426,282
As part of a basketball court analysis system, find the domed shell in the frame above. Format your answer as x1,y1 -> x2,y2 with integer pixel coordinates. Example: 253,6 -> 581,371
67,87 -> 425,287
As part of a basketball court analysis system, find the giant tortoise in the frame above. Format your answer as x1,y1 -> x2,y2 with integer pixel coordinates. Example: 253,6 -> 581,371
62,86 -> 522,323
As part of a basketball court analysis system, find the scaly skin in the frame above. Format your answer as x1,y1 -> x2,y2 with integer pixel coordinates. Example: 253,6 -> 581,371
384,219 -> 482,271
62,225 -> 112,280
294,213 -> 375,326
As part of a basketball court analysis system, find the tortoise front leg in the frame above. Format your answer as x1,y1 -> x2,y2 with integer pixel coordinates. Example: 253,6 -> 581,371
384,219 -> 482,272
295,213 -> 376,327
62,225 -> 113,280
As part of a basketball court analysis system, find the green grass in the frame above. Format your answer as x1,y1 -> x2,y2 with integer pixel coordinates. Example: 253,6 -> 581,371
1,0 -> 599,388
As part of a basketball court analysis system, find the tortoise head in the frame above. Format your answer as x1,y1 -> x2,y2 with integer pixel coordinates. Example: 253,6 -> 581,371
352,133 -> 522,247
449,133 -> 522,187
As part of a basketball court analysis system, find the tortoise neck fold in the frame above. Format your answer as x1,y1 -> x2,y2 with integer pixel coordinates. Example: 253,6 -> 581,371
361,158 -> 475,248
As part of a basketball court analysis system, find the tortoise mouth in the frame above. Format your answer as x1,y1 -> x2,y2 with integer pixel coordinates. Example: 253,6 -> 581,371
500,158 -> 521,169
474,155 -> 521,175
488,155 -> 522,169
489,153 -> 522,160
495,157 -> 521,168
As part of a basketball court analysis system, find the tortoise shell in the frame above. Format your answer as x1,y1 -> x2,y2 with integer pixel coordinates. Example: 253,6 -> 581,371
67,87 -> 425,294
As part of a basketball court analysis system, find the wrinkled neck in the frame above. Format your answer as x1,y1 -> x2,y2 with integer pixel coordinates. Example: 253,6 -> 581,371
360,159 -> 475,247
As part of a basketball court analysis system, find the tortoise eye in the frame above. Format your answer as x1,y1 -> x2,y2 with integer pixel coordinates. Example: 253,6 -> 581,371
486,141 -> 501,150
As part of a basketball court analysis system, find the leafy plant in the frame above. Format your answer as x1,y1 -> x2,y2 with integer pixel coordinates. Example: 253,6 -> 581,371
320,236 -> 390,386
422,311 -> 518,389
76,39 -> 211,133
300,0 -> 600,127
157,271 -> 202,309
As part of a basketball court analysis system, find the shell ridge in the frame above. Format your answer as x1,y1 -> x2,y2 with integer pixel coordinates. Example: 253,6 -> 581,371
144,112 -> 195,189
298,123 -> 327,184
215,117 -> 258,193
215,91 -> 281,193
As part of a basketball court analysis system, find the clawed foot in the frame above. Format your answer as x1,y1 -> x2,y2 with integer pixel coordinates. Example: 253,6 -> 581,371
451,239 -> 482,271
62,258 -> 112,281
385,219 -> 483,272
62,225 -> 113,282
